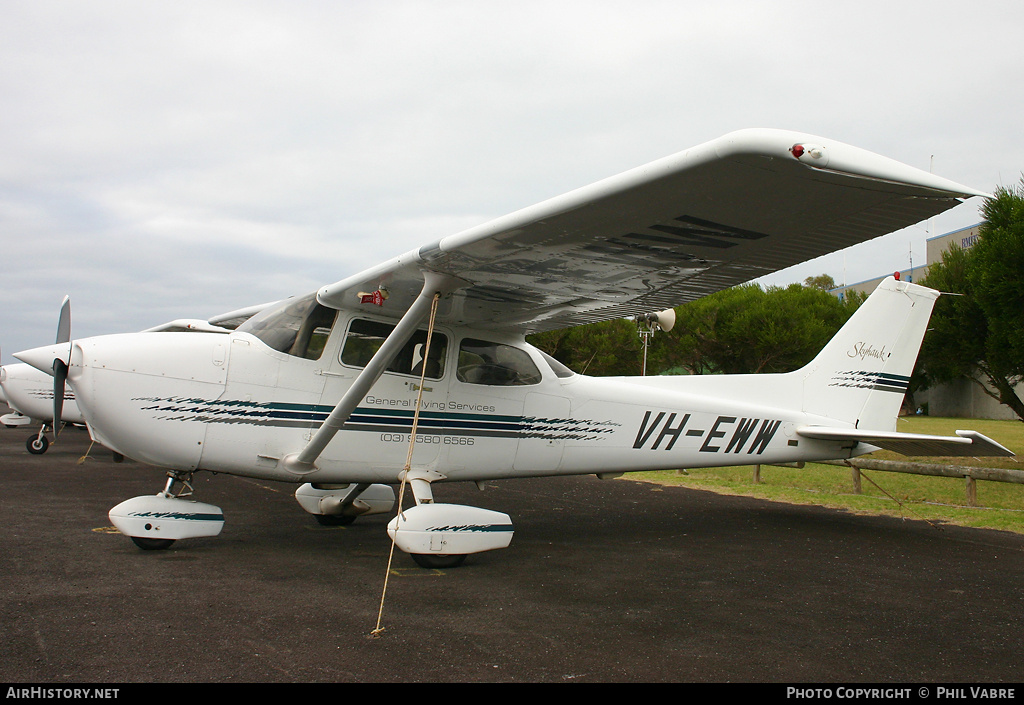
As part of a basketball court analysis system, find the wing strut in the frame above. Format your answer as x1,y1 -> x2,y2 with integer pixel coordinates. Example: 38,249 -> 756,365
281,271 -> 463,475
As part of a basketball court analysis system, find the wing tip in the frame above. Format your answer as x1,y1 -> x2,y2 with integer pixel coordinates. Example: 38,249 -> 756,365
955,430 -> 1016,458
713,128 -> 988,199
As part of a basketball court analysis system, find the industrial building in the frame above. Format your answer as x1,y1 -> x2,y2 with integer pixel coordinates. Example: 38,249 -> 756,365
830,223 -> 1021,419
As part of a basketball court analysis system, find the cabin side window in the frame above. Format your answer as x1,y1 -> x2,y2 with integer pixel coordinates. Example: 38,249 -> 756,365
457,339 -> 542,386
340,319 -> 448,380
539,350 -> 576,379
237,294 -> 338,360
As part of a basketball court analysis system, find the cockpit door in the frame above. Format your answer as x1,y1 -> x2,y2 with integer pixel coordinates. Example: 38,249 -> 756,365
314,316 -> 452,473
513,392 -> 570,472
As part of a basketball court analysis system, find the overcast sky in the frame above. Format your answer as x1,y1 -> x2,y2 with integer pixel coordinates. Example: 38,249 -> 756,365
3,1 -> 1023,362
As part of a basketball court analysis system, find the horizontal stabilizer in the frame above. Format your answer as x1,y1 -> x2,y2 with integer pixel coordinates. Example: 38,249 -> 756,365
796,426 -> 1015,458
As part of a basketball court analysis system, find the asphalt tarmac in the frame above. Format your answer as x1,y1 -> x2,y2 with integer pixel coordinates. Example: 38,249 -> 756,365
2,417 -> 1023,685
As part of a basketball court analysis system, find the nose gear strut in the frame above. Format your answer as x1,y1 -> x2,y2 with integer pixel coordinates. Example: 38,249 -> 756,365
108,470 -> 224,550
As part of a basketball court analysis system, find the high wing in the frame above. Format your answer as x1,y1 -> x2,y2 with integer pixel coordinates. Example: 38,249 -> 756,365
316,128 -> 987,332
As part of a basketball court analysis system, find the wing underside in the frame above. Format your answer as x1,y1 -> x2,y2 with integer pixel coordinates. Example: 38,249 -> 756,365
317,128 -> 986,333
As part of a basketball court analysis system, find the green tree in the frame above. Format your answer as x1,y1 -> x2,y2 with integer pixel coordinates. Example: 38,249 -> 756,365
529,280 -> 863,377
803,273 -> 837,291
528,318 -> 642,376
918,181 -> 1024,420
668,283 -> 861,375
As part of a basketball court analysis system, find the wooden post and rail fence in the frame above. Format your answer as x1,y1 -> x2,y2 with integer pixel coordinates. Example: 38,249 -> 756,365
752,458 -> 1024,507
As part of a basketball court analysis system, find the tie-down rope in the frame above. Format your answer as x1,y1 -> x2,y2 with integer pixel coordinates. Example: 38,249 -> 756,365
371,291 -> 441,637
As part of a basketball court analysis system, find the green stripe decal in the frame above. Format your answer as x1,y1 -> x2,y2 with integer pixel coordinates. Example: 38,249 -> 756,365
133,397 -> 620,441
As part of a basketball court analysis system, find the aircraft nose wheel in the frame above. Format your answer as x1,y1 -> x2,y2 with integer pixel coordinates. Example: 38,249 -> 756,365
109,472 -> 224,550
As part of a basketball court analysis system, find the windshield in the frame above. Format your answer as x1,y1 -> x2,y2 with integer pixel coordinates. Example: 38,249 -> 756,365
237,293 -> 338,360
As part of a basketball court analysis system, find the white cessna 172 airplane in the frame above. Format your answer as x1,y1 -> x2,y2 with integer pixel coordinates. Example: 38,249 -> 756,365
15,128 -> 1013,568
1,361 -> 85,453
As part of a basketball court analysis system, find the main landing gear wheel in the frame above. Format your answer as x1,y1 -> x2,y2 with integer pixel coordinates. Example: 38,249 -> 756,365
130,536 -> 176,550
314,514 -> 357,526
387,474 -> 514,569
411,553 -> 467,569
26,435 -> 49,454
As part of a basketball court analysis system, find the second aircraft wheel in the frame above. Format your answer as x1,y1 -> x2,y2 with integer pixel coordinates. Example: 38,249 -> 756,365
26,435 -> 49,454
411,553 -> 467,569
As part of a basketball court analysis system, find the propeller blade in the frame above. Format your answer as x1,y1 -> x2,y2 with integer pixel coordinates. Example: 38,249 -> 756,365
56,295 -> 71,344
53,296 -> 71,438
53,358 -> 67,437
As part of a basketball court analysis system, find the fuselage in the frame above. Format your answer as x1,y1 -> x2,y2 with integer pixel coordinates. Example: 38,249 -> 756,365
0,362 -> 84,424
57,298 -> 858,486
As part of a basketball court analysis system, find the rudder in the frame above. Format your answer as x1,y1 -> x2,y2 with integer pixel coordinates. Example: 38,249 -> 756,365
798,276 -> 939,431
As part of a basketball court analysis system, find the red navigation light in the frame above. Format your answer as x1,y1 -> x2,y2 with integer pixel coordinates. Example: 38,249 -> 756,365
790,144 -> 805,159
894,271 -> 901,280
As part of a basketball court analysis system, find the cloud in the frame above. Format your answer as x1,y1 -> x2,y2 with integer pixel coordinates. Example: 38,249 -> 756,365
2,1 -> 1023,359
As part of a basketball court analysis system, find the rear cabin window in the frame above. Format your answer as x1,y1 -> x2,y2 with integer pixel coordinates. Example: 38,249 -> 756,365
341,319 -> 448,380
540,350 -> 576,379
457,339 -> 542,386
237,294 -> 338,360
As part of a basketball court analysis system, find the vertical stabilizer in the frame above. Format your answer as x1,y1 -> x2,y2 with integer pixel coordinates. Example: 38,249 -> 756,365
799,277 -> 939,431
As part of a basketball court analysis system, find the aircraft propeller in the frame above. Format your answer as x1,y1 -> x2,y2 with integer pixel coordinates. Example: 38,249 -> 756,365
52,296 -> 71,438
